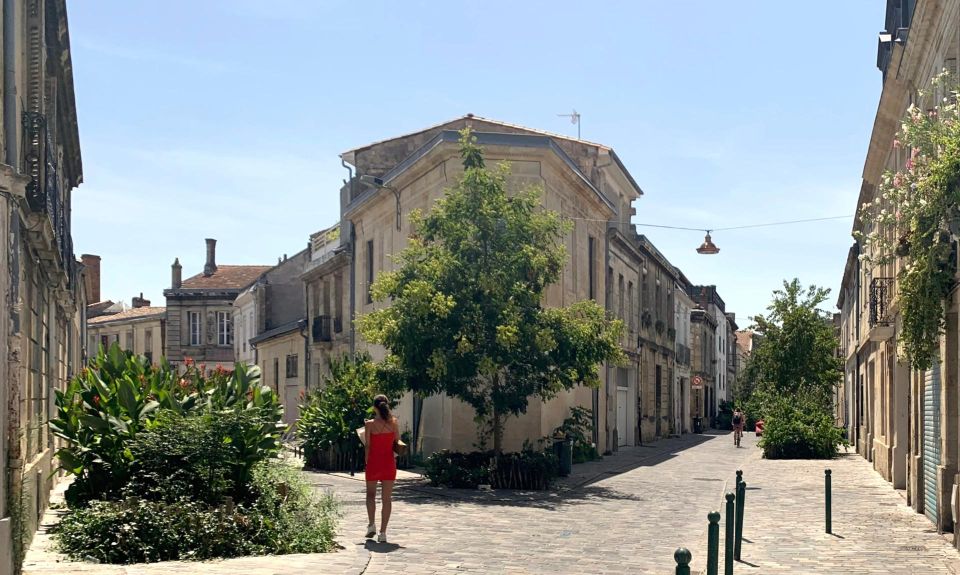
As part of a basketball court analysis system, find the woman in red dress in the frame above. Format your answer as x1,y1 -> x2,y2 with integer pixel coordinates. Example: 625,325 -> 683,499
364,394 -> 398,543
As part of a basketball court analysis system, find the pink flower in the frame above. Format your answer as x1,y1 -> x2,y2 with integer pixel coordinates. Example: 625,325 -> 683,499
893,174 -> 902,187
894,139 -> 901,149
906,159 -> 914,171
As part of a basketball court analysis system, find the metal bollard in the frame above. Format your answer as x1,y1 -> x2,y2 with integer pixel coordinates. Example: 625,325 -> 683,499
725,492 -> 735,575
707,511 -> 721,575
736,469 -> 743,490
735,481 -> 746,561
674,547 -> 692,575
825,468 -> 832,534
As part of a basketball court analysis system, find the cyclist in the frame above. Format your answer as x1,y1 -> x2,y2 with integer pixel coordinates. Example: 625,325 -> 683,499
732,408 -> 745,447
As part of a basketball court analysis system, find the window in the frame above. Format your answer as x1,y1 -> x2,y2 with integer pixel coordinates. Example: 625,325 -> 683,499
144,329 -> 153,364
366,239 -> 375,304
627,281 -> 635,333
588,236 -> 596,300
617,274 -> 624,320
286,354 -> 298,378
100,334 -> 109,350
217,311 -> 233,346
125,331 -> 134,351
189,311 -> 202,346
334,273 -> 344,331
274,358 -> 280,392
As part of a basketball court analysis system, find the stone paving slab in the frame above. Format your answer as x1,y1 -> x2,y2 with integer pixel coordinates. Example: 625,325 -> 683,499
25,431 -> 960,574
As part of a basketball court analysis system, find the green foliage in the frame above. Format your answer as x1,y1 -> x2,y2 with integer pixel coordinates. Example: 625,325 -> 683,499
126,410 -> 281,506
50,344 -> 284,507
759,393 -> 848,459
856,72 -> 960,370
358,129 -> 624,452
553,406 -> 598,463
740,279 -> 842,409
715,400 -> 734,430
737,280 -> 844,458
297,353 -> 377,469
53,462 -> 339,564
424,448 -> 558,490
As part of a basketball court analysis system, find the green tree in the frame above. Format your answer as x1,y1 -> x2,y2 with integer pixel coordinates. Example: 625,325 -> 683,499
358,129 -> 624,453
742,279 -> 842,414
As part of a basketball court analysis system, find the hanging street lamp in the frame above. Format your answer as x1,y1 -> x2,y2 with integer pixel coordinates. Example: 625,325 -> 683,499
696,231 -> 720,255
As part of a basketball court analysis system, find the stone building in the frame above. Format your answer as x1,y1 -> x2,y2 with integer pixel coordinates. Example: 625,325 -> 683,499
327,115 -> 644,454
634,234 -> 678,442
725,313 -> 739,404
232,249 -> 309,424
690,306 -> 718,425
301,223 -> 350,391
836,0 -> 960,539
674,271 -> 695,434
690,285 -> 729,421
163,238 -> 270,368
0,0 -> 84,568
87,295 -> 165,364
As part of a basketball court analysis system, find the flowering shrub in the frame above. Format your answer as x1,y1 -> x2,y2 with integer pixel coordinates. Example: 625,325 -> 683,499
857,71 -> 960,370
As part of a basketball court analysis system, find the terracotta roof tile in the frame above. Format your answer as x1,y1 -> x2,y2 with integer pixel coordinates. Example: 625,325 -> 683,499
89,306 -> 166,325
180,265 -> 271,290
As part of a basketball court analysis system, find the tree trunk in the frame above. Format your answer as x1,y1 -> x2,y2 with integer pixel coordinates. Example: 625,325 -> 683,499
492,410 -> 503,454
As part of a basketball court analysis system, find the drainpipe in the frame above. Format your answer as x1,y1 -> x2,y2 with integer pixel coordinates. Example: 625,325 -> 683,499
348,221 -> 357,356
3,0 -> 16,168
601,225 -> 614,452
298,318 -> 309,392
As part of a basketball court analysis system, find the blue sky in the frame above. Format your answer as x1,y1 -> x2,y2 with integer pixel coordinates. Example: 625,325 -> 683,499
68,1 -> 880,322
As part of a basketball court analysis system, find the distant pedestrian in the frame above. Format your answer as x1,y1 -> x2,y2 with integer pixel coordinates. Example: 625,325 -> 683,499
732,408 -> 745,447
364,394 -> 398,543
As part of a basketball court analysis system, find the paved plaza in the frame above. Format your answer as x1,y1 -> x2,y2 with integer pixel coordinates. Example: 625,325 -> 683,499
24,432 -> 960,574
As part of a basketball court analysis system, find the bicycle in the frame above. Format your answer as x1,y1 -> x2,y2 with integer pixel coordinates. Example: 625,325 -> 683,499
733,425 -> 742,447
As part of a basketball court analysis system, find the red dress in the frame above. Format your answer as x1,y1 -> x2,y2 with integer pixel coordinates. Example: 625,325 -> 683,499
365,430 -> 397,481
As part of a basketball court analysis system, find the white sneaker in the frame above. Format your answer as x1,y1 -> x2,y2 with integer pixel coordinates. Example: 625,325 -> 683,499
365,524 -> 376,538
377,532 -> 387,543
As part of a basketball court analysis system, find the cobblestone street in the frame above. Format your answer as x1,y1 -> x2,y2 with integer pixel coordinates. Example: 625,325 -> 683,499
25,431 -> 960,574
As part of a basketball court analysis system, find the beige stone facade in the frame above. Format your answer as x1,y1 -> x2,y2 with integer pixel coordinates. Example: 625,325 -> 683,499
0,1 -> 84,570
163,239 -> 270,369
87,304 -> 165,363
335,116 -> 644,454
836,0 -> 960,543
252,327 -> 306,426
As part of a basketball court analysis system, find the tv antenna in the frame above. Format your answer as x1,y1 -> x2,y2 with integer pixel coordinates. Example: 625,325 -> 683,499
558,109 -> 581,139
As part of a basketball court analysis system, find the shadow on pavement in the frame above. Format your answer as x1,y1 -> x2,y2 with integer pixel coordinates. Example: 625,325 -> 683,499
363,540 -> 402,553
392,482 -> 645,510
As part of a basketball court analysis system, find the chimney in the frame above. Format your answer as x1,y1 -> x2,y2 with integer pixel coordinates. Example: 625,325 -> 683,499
204,238 -> 217,277
171,258 -> 182,289
80,254 -> 101,303
132,292 -> 150,308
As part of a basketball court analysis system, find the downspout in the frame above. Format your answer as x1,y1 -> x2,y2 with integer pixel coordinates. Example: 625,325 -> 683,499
348,221 -> 357,356
602,225 -> 614,453
3,0 -> 16,168
854,243 -> 861,446
298,318 -> 309,392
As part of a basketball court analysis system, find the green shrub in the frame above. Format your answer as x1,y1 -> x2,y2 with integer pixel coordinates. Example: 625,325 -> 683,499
553,406 -> 599,464
759,394 -> 847,459
53,462 -> 339,564
298,353 -> 377,470
126,410 -> 281,505
425,448 -> 558,490
50,344 -> 284,507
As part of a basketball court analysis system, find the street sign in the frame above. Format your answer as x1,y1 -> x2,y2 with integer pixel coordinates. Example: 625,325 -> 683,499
692,375 -> 703,389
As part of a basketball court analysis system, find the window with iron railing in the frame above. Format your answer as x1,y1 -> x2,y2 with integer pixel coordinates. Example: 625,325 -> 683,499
869,277 -> 894,327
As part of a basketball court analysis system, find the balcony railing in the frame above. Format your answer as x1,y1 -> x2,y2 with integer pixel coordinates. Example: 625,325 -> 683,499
24,113 -> 71,268
869,277 -> 894,328
312,315 -> 332,342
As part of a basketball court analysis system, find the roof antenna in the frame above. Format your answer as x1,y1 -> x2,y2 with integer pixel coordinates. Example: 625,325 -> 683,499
557,109 -> 581,140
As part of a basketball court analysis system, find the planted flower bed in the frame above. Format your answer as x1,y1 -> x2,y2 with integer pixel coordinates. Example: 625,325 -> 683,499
49,345 -> 339,564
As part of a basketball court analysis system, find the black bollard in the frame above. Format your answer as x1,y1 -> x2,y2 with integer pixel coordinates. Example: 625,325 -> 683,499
674,547 -> 692,575
725,492 -> 735,575
707,511 -> 720,575
825,469 -> 832,534
735,480 -> 746,561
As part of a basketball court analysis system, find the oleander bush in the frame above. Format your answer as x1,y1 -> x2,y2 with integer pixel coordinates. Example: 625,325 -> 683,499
758,393 -> 847,459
